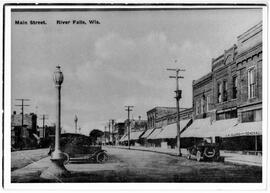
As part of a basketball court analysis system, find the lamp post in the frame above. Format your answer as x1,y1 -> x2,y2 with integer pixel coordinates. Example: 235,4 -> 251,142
41,66 -> 69,180
74,115 -> 78,133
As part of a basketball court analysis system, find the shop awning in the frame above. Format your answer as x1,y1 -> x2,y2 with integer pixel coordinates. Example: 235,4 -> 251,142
147,128 -> 164,139
130,131 -> 144,140
155,119 -> 192,139
181,117 -> 211,138
224,121 -> 262,137
141,128 -> 155,138
208,118 -> 238,137
119,134 -> 127,142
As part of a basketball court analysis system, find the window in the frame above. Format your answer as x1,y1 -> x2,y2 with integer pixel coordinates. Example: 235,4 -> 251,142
232,76 -> 237,99
196,101 -> 200,115
217,83 -> 222,103
223,80 -> 228,101
241,109 -> 262,123
201,97 -> 204,113
248,67 -> 256,99
206,95 -> 210,112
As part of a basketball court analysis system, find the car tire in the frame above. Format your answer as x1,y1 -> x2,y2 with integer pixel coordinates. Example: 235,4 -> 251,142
63,152 -> 70,165
196,151 -> 201,162
96,152 -> 108,163
203,147 -> 215,159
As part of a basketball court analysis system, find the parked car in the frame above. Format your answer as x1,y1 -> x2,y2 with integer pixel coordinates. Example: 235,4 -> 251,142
186,140 -> 220,162
48,133 -> 108,164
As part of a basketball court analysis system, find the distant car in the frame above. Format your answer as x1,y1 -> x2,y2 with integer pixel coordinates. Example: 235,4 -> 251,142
186,141 -> 220,162
48,133 -> 108,164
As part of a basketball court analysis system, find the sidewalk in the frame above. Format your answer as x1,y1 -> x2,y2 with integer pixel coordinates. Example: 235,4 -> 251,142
108,145 -> 262,167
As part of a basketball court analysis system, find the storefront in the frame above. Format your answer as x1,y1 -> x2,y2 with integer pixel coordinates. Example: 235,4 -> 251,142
222,121 -> 262,154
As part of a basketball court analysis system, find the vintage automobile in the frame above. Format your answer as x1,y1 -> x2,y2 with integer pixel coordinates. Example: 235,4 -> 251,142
48,133 -> 108,164
186,140 -> 221,162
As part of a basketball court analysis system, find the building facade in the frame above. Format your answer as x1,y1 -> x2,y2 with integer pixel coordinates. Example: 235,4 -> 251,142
11,111 -> 38,149
185,21 -> 262,152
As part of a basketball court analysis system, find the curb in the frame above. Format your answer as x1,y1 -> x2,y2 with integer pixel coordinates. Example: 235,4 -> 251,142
224,159 -> 262,167
106,146 -> 182,157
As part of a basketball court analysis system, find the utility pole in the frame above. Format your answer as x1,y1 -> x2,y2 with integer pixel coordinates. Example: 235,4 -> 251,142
40,114 -> 48,138
167,66 -> 185,156
108,121 -> 111,144
15,99 -> 30,148
109,119 -> 115,145
104,126 -> 107,145
125,105 -> 134,149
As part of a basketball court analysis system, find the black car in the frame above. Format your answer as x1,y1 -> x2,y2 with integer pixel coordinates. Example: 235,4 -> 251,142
48,133 -> 108,164
186,141 -> 220,162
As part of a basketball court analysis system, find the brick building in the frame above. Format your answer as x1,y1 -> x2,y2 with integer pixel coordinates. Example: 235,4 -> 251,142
181,21 -> 262,153
142,106 -> 193,148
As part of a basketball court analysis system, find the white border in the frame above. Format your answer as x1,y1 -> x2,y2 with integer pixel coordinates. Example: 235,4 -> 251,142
2,2 -> 269,191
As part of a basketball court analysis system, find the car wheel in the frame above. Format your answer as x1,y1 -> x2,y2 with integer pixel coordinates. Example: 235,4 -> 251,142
63,152 -> 70,165
196,151 -> 201,162
203,147 -> 216,159
96,152 -> 108,163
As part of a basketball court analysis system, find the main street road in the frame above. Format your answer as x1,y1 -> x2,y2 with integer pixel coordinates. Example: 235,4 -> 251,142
11,147 -> 262,182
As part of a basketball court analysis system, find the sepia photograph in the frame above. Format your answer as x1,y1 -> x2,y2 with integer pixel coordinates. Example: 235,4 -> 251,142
1,2 -> 268,190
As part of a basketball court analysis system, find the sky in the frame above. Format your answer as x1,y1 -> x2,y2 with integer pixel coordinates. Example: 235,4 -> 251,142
11,8 -> 262,135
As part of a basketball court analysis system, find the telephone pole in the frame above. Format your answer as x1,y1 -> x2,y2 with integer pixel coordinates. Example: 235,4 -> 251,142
109,119 -> 115,145
40,114 -> 48,138
15,99 -> 30,148
167,66 -> 185,156
125,105 -> 134,149
104,126 -> 107,145
108,121 -> 111,144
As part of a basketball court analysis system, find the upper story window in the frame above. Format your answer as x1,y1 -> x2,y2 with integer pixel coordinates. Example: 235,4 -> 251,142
201,97 -> 204,114
206,95 -> 210,112
232,76 -> 238,99
248,67 -> 256,99
217,83 -> 222,103
196,100 -> 200,115
223,80 -> 228,101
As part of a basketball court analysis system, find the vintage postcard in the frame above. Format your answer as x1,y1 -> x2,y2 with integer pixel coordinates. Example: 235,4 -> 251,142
1,2 -> 269,191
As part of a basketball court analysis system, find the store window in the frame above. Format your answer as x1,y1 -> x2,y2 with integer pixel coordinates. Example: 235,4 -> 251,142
232,76 -> 237,99
248,67 -> 256,99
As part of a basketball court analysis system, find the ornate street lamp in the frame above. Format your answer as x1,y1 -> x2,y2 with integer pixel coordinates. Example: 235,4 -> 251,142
74,115 -> 78,133
41,66 -> 69,179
